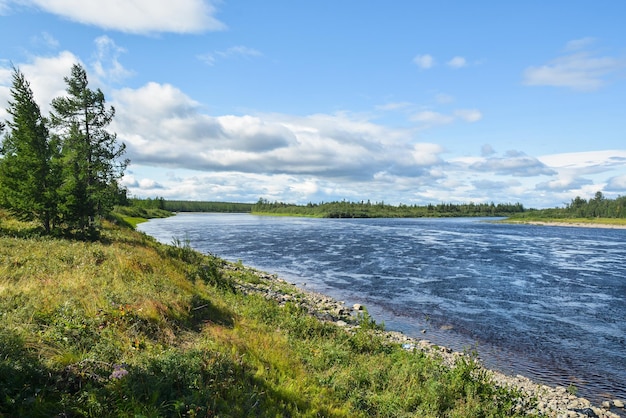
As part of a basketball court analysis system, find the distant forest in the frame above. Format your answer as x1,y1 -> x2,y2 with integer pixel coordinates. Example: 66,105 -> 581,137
129,197 -> 253,213
129,192 -> 626,219
251,199 -> 525,218
512,191 -> 626,219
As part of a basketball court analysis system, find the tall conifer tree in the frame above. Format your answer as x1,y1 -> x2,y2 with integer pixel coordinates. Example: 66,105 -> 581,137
50,64 -> 128,233
0,68 -> 59,232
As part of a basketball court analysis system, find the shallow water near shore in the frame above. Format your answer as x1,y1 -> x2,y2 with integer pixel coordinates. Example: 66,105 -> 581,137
139,213 -> 626,403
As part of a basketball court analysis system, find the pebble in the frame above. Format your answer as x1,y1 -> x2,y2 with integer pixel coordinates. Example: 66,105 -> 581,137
225,263 -> 623,418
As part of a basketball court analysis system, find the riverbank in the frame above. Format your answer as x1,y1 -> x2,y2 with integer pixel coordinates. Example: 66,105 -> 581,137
512,220 -> 626,229
227,263 -> 625,418
500,218 -> 626,229
1,216 -> 560,416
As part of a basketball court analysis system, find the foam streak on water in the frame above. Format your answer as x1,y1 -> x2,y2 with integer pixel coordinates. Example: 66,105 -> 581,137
139,214 -> 626,402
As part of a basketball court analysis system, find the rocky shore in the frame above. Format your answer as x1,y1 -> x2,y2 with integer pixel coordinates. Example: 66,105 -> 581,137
225,263 -> 624,418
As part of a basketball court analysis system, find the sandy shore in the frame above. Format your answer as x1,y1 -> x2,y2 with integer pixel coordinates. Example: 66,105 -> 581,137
225,263 -> 624,418
505,220 -> 626,229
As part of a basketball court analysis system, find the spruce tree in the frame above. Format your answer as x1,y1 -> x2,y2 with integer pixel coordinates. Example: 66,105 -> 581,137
0,68 -> 60,233
50,64 -> 128,234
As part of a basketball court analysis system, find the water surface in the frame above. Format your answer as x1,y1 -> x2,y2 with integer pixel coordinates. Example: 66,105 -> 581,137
138,213 -> 626,402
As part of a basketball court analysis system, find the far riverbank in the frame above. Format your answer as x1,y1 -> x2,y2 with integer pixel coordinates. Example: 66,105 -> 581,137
501,218 -> 626,229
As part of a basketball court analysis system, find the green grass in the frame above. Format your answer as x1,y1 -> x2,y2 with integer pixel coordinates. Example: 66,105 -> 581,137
122,216 -> 149,228
0,211 -> 533,417
502,215 -> 626,226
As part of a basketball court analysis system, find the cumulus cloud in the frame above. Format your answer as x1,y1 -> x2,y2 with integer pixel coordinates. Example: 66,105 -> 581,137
469,151 -> 556,177
376,101 -> 412,111
110,81 -> 448,183
411,143 -> 444,167
32,31 -> 60,49
1,51 -> 78,114
411,108 -> 482,126
413,54 -> 435,69
605,175 -> 626,192
535,176 -> 593,192
472,179 -> 521,191
447,56 -> 467,68
523,39 -> 625,91
411,110 -> 453,125
12,0 -> 226,34
92,36 -> 133,83
454,109 -> 482,122
121,175 -> 164,189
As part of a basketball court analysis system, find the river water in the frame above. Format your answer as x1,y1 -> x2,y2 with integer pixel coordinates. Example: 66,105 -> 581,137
138,213 -> 626,402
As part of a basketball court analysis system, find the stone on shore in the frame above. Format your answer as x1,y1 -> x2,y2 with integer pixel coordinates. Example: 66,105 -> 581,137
225,262 -> 624,418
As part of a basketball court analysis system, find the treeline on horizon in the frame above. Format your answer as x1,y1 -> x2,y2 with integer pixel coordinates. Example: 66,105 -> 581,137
516,191 -> 626,219
251,198 -> 525,218
130,192 -> 626,220
129,197 -> 253,213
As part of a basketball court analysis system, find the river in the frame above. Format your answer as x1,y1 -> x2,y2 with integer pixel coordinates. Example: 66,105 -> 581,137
138,213 -> 626,403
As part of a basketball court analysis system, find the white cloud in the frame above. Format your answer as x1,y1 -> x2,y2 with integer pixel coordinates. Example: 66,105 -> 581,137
33,31 -> 60,49
219,46 -> 262,59
411,108 -> 482,126
111,82 -> 444,182
5,51 -> 79,113
198,45 -> 262,66
411,143 -> 444,166
447,56 -> 466,68
411,110 -> 453,125
3,50 -> 624,208
0,66 -> 11,120
523,41 -> 625,91
0,0 -> 12,14
0,48 -> 135,113
376,101 -> 412,111
535,176 -> 593,192
92,36 -> 133,83
17,0 -> 226,34
413,54 -> 435,69
605,175 -> 626,192
454,109 -> 482,122
565,37 -> 596,52
538,150 -> 626,170
468,151 -> 556,177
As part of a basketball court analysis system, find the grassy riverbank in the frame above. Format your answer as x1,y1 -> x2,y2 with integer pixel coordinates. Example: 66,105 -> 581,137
501,215 -> 626,228
0,211 -> 535,417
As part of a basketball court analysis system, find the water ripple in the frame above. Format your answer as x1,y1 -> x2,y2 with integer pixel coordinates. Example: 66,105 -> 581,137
139,214 -> 626,403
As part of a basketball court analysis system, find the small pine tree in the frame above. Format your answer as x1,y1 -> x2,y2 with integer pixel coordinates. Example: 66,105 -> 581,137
0,67 -> 60,233
50,63 -> 128,234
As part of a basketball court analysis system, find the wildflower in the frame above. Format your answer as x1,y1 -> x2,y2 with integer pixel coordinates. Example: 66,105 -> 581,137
109,364 -> 129,380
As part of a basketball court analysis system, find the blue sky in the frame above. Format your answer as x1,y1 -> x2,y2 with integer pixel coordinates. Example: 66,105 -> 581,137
1,1 -> 625,208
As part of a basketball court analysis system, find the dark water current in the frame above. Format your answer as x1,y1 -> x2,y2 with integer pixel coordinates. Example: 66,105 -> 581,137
138,213 -> 626,402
